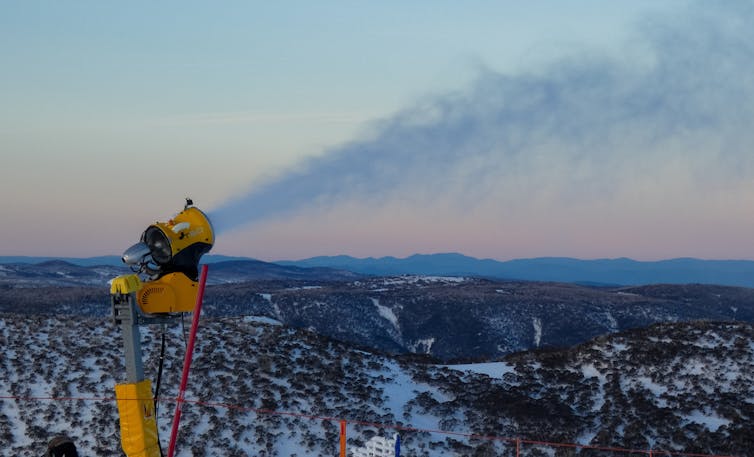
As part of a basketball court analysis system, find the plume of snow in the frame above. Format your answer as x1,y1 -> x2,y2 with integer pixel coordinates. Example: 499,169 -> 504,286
210,1 -> 754,235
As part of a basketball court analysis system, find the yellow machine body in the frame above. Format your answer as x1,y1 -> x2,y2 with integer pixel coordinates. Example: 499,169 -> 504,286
115,379 -> 160,457
111,274 -> 142,296
111,273 -> 198,314
137,272 -> 198,313
152,206 -> 214,259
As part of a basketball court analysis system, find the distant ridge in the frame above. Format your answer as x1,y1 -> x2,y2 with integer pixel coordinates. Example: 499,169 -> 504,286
0,258 -> 357,286
4,253 -> 754,287
277,253 -> 754,287
0,254 -> 254,267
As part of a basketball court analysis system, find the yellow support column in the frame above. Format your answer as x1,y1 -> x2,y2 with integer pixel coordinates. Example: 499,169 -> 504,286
115,379 -> 160,457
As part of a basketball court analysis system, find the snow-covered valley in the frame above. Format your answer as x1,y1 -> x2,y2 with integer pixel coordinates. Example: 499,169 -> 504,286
1,314 -> 752,456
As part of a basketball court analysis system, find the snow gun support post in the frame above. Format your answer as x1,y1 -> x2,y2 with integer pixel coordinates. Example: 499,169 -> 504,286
110,199 -> 214,457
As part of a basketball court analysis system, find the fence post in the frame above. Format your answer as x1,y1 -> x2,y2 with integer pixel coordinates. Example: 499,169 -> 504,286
516,438 -> 520,457
340,420 -> 347,457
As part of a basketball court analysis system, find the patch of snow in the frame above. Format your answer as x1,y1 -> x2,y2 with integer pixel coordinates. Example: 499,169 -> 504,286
372,298 -> 399,331
419,276 -> 466,283
444,362 -> 515,379
379,275 -> 467,286
581,363 -> 607,411
377,360 -> 448,430
243,315 -> 282,326
533,318 -> 542,347
581,364 -> 601,379
636,376 -> 667,396
3,391 -> 31,448
258,293 -> 272,302
730,306 -> 738,314
575,429 -> 597,445
409,338 -> 435,354
682,410 -> 732,432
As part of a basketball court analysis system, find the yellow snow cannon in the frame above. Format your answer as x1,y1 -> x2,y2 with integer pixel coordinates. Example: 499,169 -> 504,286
110,199 -> 214,457
112,199 -> 214,314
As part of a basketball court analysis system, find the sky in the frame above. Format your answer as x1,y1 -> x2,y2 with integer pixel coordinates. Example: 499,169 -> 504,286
3,0 -> 754,262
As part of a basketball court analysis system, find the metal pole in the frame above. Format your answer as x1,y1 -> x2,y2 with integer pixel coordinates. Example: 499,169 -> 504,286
167,265 -> 209,457
117,293 -> 145,383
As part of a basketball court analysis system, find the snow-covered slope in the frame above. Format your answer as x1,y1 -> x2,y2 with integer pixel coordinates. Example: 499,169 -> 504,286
1,314 -> 752,456
5,276 -> 754,363
203,277 -> 754,361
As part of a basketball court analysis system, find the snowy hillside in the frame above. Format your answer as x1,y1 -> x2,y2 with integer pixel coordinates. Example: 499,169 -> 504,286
5,273 -> 754,363
1,314 -> 752,456
203,277 -> 754,361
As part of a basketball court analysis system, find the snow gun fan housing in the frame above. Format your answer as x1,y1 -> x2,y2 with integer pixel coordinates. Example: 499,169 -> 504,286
122,203 -> 214,281
113,201 -> 214,314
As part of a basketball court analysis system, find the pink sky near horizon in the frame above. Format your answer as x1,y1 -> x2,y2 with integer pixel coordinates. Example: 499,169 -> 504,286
4,1 -> 754,262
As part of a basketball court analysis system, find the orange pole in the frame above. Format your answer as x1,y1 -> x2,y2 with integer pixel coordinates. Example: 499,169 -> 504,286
340,420 -> 347,457
516,438 -> 520,457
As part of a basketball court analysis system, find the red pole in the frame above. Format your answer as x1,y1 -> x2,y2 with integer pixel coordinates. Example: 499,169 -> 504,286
167,264 -> 209,457
516,438 -> 520,457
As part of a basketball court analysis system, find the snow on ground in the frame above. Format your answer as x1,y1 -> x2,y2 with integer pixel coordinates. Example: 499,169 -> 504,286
408,338 -> 435,354
634,375 -> 668,407
376,276 -> 467,286
371,298 -> 399,331
242,315 -> 282,326
444,361 -> 515,379
377,360 -> 448,431
581,363 -> 607,411
532,317 -> 542,347
682,409 -> 732,432
575,429 -> 598,446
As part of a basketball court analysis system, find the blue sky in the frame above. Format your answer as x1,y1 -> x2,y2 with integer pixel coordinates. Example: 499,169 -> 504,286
7,0 -> 754,261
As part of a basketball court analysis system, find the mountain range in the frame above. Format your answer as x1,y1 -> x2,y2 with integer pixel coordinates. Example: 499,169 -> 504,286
5,253 -> 754,287
277,253 -> 754,287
